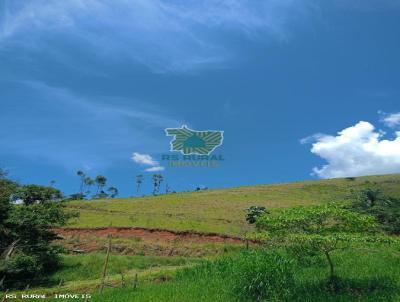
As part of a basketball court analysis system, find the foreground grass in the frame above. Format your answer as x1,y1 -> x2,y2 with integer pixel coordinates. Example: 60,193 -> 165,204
67,174 -> 400,236
50,254 -> 197,283
2,243 -> 399,301
1,254 -> 199,299
40,243 -> 400,302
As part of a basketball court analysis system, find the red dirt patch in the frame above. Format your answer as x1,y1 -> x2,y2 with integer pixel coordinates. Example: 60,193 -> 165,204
55,227 -> 246,244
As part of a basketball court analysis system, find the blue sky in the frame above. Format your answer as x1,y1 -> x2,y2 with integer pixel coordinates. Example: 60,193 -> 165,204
1,0 -> 400,197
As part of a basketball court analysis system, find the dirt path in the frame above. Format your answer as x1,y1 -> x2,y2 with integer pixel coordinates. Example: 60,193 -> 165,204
55,227 -> 247,245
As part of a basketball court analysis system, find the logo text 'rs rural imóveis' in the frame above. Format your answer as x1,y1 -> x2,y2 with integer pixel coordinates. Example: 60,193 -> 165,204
165,125 -> 223,155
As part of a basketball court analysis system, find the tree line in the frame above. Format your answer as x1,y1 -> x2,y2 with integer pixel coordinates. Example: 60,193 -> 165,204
72,171 -> 173,200
72,171 -> 118,200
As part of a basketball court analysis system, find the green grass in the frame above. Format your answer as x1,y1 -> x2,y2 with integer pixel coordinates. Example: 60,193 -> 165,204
1,254 -> 200,300
66,174 -> 400,236
42,244 -> 400,302
50,254 -> 197,283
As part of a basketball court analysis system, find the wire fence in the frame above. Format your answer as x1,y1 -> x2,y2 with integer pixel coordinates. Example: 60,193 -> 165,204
0,234 -> 140,300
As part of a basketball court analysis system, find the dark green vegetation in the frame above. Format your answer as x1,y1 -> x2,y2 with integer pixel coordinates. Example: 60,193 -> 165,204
350,188 -> 400,234
0,175 -> 73,289
245,206 -> 269,224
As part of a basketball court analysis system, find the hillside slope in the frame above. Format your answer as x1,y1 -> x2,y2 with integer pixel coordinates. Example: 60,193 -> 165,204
66,174 -> 400,236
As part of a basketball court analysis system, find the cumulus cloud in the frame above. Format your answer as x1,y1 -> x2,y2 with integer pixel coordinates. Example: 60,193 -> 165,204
305,121 -> 400,178
0,0 -> 315,73
131,152 -> 164,172
131,152 -> 158,166
381,112 -> 400,128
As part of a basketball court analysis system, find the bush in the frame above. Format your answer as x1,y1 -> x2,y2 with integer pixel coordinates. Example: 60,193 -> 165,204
174,250 -> 295,301
229,250 -> 295,301
350,188 -> 400,235
2,254 -> 42,288
245,206 -> 269,224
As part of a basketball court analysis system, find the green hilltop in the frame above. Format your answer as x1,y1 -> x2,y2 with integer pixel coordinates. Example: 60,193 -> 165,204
66,174 -> 400,236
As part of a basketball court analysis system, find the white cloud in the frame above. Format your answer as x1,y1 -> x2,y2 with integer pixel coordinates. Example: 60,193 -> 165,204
131,152 -> 165,172
306,121 -> 400,178
300,133 -> 325,144
131,152 -> 158,166
145,166 -> 165,172
0,0 -> 315,73
381,112 -> 400,128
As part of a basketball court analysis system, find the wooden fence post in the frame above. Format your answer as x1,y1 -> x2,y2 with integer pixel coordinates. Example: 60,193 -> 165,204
120,272 -> 125,287
132,273 -> 138,290
100,234 -> 112,293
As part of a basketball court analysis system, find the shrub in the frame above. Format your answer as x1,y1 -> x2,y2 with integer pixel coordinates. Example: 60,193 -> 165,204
350,188 -> 400,235
229,250 -> 295,301
175,250 -> 295,301
245,206 -> 269,224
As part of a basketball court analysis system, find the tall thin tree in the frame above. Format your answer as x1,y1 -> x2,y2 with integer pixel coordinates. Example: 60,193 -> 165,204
77,170 -> 86,196
136,174 -> 143,195
95,175 -> 107,196
152,174 -> 164,195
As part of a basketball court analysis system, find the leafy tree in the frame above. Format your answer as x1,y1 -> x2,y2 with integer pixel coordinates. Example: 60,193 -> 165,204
84,176 -> 94,197
2,202 -> 74,287
136,174 -> 143,194
152,174 -> 163,195
0,178 -> 18,247
13,185 -> 63,205
350,188 -> 400,235
0,178 -> 75,288
107,186 -> 118,198
94,175 -> 107,195
245,206 -> 269,224
76,171 -> 95,199
0,168 -> 8,179
256,203 -> 396,281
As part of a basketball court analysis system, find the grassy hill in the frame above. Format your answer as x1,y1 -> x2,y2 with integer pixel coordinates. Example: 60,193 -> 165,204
66,174 -> 400,236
